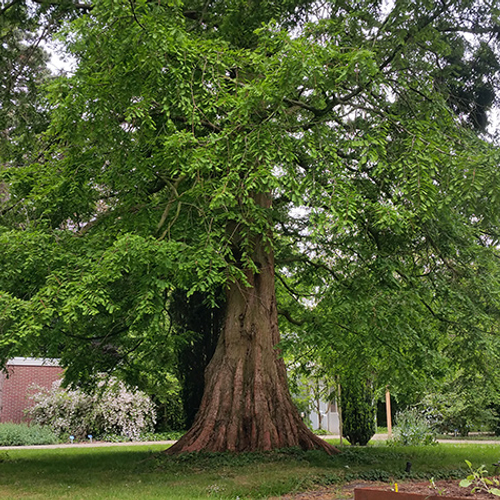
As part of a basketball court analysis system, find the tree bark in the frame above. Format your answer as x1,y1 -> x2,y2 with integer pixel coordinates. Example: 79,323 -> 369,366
167,195 -> 338,455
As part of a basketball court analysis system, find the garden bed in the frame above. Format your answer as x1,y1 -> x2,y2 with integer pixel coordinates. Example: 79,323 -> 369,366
355,479 -> 500,499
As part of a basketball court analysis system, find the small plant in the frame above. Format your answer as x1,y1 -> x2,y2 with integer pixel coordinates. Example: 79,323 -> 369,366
459,459 -> 500,496
429,477 -> 446,496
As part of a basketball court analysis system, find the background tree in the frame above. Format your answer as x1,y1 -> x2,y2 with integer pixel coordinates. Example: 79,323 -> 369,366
0,0 -> 88,169
2,0 -> 500,454
170,289 -> 224,428
341,373 -> 376,446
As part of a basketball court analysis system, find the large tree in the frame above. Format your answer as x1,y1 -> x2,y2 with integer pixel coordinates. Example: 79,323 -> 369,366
2,0 -> 500,454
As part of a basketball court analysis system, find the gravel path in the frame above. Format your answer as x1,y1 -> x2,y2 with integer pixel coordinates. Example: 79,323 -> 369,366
0,439 -> 176,450
1,434 -> 499,451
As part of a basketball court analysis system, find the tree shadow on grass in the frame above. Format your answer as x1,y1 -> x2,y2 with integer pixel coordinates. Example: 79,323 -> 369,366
0,447 -> 165,491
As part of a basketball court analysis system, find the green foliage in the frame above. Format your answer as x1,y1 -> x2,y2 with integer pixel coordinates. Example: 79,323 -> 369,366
0,3 -> 50,167
153,386 -> 185,432
341,376 -> 376,446
420,378 -> 499,436
0,423 -> 58,446
389,408 -> 436,447
0,0 -> 82,218
491,404 -> 500,437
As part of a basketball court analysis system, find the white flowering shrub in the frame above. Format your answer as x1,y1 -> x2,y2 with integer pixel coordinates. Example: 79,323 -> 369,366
389,408 -> 436,446
28,378 -> 156,441
92,379 -> 157,440
28,381 -> 93,439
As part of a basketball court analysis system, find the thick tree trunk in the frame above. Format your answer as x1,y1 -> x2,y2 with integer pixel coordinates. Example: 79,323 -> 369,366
167,197 -> 338,454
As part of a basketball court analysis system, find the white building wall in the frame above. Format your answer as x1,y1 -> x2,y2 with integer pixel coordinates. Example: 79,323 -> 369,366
308,399 -> 340,434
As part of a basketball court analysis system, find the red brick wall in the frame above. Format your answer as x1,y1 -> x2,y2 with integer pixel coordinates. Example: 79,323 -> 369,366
0,363 -> 63,424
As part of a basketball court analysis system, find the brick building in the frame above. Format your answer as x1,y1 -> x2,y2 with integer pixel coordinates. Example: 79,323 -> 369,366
0,358 -> 63,424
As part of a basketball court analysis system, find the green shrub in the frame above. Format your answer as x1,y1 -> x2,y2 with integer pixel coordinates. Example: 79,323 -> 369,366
140,430 -> 185,441
153,389 -> 186,432
100,430 -> 185,442
491,404 -> 500,436
313,428 -> 328,435
390,408 -> 436,446
420,392 -> 496,437
0,423 -> 58,446
341,377 -> 376,446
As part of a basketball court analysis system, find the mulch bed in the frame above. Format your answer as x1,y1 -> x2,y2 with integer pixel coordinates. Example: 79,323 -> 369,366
387,478 -> 499,498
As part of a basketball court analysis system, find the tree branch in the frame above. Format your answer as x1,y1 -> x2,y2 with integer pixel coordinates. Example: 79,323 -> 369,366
283,96 -> 338,117
278,309 -> 305,326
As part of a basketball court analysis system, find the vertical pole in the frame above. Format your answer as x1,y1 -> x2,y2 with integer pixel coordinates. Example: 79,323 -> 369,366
338,383 -> 343,445
385,387 -> 392,439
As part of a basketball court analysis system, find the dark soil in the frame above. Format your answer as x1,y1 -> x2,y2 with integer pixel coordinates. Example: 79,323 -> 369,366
275,478 -> 500,499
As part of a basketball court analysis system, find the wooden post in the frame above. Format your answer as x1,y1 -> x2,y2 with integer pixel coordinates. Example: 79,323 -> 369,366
385,388 -> 392,438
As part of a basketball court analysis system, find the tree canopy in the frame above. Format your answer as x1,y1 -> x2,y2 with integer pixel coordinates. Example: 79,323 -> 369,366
2,0 -> 500,452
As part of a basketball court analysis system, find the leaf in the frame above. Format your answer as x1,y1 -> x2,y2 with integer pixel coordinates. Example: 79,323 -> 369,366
459,479 -> 472,488
491,488 -> 500,496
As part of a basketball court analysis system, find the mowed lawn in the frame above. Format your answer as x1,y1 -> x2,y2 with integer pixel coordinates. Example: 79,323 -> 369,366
1,441 -> 500,499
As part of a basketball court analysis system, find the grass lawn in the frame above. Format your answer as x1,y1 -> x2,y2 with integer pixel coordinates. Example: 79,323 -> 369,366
0,440 -> 500,499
